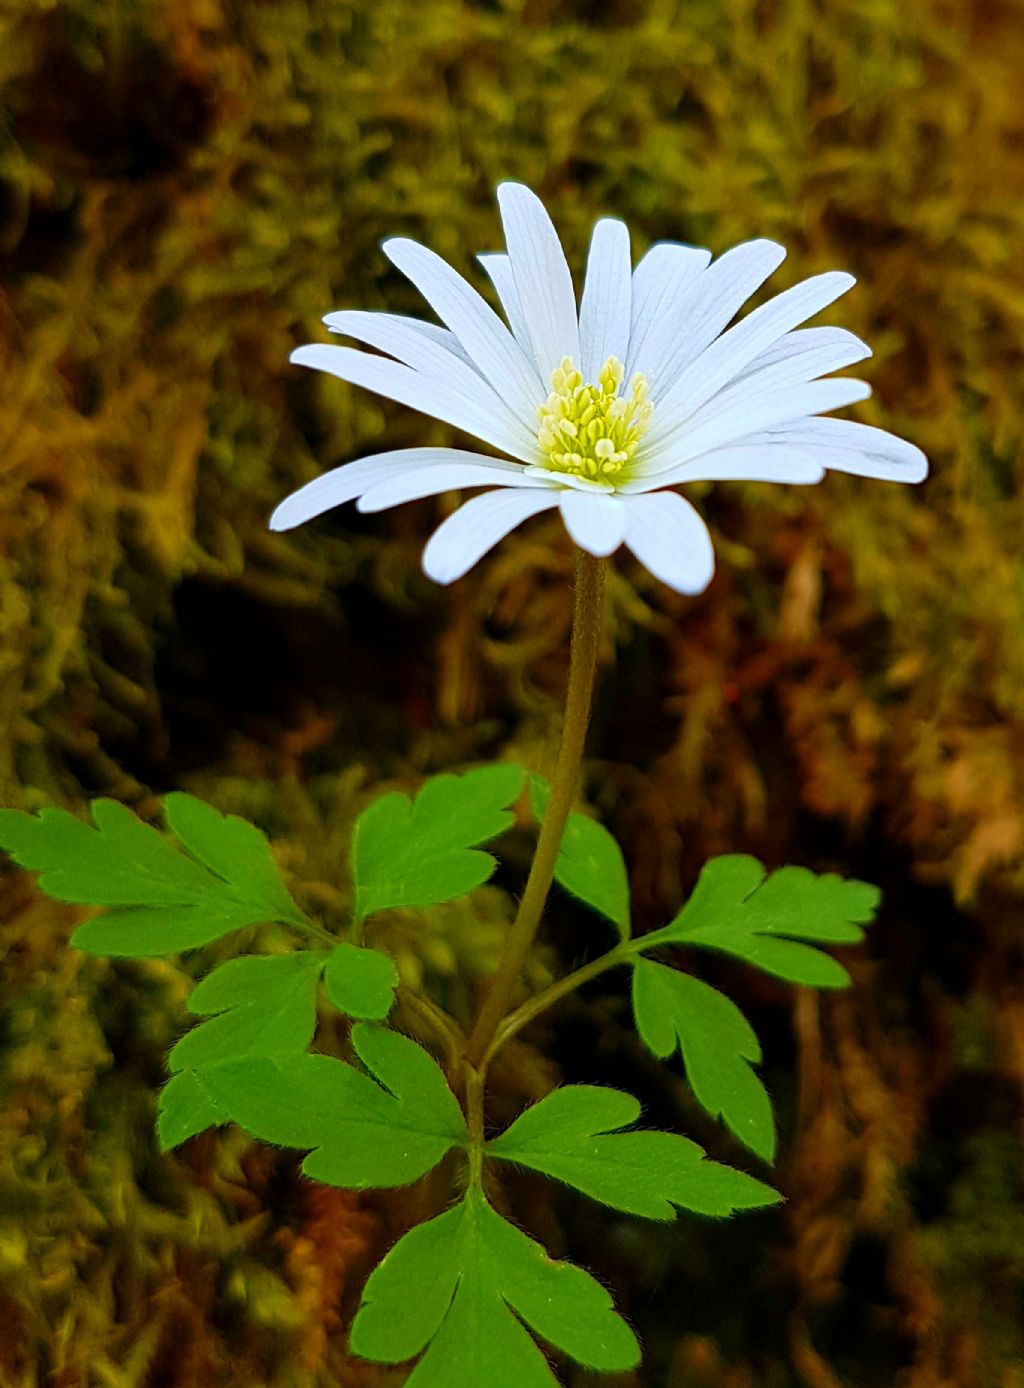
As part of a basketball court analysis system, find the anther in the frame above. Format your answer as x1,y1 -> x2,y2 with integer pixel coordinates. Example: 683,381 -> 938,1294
537,356 -> 650,485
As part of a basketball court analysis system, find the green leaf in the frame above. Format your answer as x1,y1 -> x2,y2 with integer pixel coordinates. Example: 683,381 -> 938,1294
487,1084 -> 780,1220
196,1023 -> 466,1188
157,1070 -> 226,1151
169,951 -> 325,1073
631,959 -> 775,1161
0,799 -> 210,905
162,793 -> 304,927
352,764 -> 523,922
323,942 -> 399,1020
158,951 -> 325,1148
641,855 -> 880,987
351,1187 -> 640,1386
195,1052 -> 366,1149
0,794 -> 307,957
530,776 -> 629,939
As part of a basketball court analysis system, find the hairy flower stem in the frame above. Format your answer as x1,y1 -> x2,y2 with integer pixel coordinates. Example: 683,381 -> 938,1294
463,549 -> 605,1071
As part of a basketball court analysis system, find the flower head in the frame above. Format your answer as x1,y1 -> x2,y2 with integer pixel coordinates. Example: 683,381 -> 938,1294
271,184 -> 927,594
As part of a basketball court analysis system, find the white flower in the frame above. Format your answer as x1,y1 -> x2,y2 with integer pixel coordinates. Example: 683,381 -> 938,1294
271,183 -> 927,595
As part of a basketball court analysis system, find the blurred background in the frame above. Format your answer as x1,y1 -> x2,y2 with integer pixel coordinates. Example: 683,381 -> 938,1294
1,0 -> 1023,1383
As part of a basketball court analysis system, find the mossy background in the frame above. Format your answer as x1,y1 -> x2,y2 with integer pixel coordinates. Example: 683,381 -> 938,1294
1,0 -> 1023,1383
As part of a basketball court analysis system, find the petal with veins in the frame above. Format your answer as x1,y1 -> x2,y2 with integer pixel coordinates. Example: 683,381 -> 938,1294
753,417 -> 929,481
326,310 -> 476,369
622,492 -> 716,595
382,238 -> 540,425
422,488 -> 561,584
643,240 -> 787,400
718,333 -> 870,403
270,448 -> 503,531
651,271 -> 856,437
729,326 -> 870,386
639,378 -> 872,475
621,445 -> 825,490
497,182 -> 580,379
289,344 -> 539,463
558,489 -> 628,556
578,219 -> 632,384
638,330 -> 873,472
358,460 -> 550,513
321,311 -> 532,447
626,242 -> 711,384
478,253 -> 539,378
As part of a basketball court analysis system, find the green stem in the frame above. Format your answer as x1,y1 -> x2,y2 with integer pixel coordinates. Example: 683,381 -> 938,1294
480,940 -> 634,1072
400,989 -> 466,1078
463,550 -> 605,1070
464,1062 -> 486,1190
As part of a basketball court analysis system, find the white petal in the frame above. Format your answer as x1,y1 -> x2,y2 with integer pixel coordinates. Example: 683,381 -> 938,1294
638,378 -> 872,475
327,309 -> 475,368
523,465 -> 614,494
270,448 -> 495,531
496,182 -> 580,380
646,240 -> 788,399
558,490 -> 627,556
477,253 -> 539,375
755,417 -> 928,481
358,459 -> 551,512
620,445 -> 826,490
289,344 -> 538,463
625,242 -> 712,384
730,326 -> 870,386
652,271 -> 856,436
382,238 -> 540,425
643,329 -> 872,465
422,487 -> 561,584
621,492 -> 716,595
578,219 -> 632,383
720,332 -> 871,406
320,311 -> 532,444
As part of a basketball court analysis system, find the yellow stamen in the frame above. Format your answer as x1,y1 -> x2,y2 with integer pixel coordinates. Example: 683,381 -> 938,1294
536,355 -> 651,485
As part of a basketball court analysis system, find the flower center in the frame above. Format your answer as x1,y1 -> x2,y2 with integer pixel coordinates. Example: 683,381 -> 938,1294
536,356 -> 652,485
